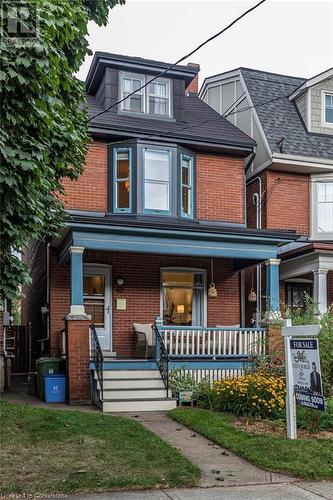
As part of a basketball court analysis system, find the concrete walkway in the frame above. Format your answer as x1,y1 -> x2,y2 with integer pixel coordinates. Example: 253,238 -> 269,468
121,412 -> 295,488
71,481 -> 333,499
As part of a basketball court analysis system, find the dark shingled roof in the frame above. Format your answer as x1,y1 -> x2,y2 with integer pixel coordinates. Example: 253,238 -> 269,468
87,93 -> 256,151
240,68 -> 333,160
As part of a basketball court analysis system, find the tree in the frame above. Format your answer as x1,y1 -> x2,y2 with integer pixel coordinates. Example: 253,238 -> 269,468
0,0 -> 124,299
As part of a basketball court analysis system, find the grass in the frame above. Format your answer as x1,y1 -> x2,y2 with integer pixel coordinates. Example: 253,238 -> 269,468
169,407 -> 333,480
0,401 -> 200,495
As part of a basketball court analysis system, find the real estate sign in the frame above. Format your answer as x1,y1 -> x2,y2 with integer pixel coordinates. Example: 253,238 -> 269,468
290,338 -> 325,411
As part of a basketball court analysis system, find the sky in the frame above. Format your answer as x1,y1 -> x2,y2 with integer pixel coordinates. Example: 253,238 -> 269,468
77,0 -> 333,88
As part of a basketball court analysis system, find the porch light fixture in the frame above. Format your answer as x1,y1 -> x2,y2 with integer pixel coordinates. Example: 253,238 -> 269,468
208,258 -> 218,298
248,272 -> 257,302
116,277 -> 124,292
248,288 -> 257,302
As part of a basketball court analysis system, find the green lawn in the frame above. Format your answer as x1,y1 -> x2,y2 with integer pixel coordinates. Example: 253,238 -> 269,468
169,408 -> 333,480
0,401 -> 199,495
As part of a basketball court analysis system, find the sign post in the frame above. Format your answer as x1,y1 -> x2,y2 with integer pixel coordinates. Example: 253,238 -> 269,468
282,320 -> 322,440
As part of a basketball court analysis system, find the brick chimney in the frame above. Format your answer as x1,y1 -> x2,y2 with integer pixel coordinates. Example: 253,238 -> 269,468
186,63 -> 200,94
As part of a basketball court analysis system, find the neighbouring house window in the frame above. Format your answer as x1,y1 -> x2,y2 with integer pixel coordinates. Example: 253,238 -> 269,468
120,73 -> 171,118
113,148 -> 132,212
144,149 -> 171,213
180,154 -> 193,218
83,275 -> 105,327
161,270 -> 206,326
316,181 -> 333,234
286,282 -> 313,314
324,93 -> 333,124
148,80 -> 170,116
121,75 -> 144,113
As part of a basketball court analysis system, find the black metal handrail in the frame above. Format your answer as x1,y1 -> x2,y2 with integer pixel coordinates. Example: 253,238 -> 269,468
154,320 -> 169,393
90,323 -> 104,401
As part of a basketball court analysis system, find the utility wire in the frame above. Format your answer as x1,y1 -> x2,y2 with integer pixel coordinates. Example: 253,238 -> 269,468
89,0 -> 267,122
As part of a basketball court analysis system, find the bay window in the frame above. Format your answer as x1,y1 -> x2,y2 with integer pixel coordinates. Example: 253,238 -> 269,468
180,153 -> 193,217
144,149 -> 171,213
110,142 -> 195,218
113,148 -> 132,213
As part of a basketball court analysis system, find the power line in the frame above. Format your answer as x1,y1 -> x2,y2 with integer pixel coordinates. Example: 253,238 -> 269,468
89,0 -> 267,122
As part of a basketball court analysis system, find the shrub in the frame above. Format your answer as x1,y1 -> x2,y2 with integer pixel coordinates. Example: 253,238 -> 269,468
213,373 -> 286,419
168,369 -> 211,402
296,397 -> 333,433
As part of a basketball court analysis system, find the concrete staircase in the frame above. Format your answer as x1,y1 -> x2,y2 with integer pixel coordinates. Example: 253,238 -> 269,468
93,367 -> 177,412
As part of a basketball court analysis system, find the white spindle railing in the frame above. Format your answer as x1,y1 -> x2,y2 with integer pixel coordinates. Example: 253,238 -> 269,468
162,327 -> 266,357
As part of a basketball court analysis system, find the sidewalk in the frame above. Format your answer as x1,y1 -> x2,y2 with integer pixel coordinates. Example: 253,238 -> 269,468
70,481 -> 333,499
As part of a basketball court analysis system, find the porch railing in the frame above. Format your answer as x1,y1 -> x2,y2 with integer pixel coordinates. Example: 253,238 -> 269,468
154,319 -> 169,392
160,326 -> 266,357
90,323 -> 104,401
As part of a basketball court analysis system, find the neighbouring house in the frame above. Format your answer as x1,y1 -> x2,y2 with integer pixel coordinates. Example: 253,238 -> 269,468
200,67 -> 333,325
21,53 -> 298,411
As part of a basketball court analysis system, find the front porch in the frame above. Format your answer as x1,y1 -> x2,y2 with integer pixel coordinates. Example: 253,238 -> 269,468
54,215 -> 296,408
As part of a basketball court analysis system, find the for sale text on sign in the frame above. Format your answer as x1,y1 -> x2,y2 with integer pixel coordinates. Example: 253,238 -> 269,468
289,339 -> 325,411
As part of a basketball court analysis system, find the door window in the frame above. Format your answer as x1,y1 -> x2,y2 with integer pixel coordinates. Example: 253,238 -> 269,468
83,275 -> 105,327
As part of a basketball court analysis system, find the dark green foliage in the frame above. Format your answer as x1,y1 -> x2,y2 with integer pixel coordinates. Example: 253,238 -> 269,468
0,0 -> 124,299
296,397 -> 333,433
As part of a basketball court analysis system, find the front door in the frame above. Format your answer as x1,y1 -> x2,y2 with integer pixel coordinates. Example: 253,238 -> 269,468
83,266 -> 111,351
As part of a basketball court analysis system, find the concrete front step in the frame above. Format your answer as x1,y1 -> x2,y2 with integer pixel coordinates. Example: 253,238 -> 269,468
101,369 -> 161,380
101,388 -> 170,399
102,398 -> 177,412
102,378 -> 165,389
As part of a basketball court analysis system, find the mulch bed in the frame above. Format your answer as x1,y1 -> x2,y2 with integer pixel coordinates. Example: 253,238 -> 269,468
232,417 -> 333,439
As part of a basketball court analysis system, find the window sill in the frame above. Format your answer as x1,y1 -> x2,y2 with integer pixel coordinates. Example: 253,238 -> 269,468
117,110 -> 176,122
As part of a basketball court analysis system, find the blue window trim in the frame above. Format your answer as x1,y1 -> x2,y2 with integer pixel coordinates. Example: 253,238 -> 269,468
180,153 -> 194,219
113,147 -> 132,213
143,148 -> 172,215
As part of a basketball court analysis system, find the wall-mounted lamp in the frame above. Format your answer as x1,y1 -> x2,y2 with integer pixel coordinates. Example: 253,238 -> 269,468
116,277 -> 124,292
248,288 -> 257,303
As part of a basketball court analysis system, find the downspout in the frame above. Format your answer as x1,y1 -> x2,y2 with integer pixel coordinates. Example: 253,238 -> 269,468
36,242 -> 50,353
247,175 -> 262,327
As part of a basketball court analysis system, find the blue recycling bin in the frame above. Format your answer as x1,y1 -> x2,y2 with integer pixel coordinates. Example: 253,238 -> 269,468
44,374 -> 66,403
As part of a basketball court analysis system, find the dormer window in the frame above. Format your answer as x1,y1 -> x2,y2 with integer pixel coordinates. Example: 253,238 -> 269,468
119,72 -> 172,118
148,80 -> 170,117
121,75 -> 145,113
323,92 -> 333,126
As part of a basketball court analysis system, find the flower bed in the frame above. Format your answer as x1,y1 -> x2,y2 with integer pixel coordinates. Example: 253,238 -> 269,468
212,373 -> 286,419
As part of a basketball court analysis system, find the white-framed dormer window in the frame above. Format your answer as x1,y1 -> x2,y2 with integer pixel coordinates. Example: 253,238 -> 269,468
312,176 -> 333,239
120,72 -> 172,118
121,74 -> 145,113
148,79 -> 171,117
322,91 -> 333,127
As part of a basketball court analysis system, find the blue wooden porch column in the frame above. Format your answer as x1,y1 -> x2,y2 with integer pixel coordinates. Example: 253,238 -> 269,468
265,258 -> 281,312
69,246 -> 85,316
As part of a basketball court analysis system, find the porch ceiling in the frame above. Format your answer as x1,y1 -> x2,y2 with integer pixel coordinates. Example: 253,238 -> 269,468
58,219 -> 298,267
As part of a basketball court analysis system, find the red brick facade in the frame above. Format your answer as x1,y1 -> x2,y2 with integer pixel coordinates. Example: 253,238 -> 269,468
65,318 -> 90,402
49,251 -> 240,357
196,154 -> 245,223
59,141 -> 245,224
247,170 -> 309,235
59,141 -> 108,212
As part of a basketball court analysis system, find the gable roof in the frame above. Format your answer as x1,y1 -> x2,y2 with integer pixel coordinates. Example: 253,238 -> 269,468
239,68 -> 333,161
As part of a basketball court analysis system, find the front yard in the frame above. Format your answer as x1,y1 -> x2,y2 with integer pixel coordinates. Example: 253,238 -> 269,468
169,408 -> 333,480
0,401 -> 199,495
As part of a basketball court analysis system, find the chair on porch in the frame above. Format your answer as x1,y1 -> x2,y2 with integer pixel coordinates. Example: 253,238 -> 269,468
133,323 -> 155,359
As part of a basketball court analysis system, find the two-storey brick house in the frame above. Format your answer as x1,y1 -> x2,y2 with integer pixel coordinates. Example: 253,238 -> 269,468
22,53 -> 297,411
201,67 -> 333,325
